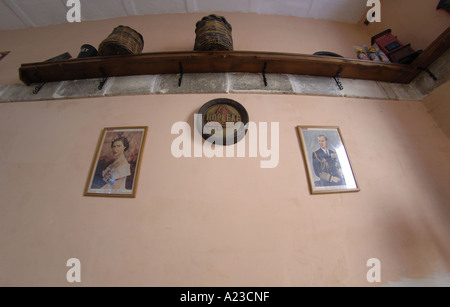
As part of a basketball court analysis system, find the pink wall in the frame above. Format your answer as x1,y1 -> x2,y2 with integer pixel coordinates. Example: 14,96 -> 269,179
422,80 -> 450,139
1,12 -> 450,286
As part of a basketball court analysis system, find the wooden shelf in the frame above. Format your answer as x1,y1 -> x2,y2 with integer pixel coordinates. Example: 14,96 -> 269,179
18,50 -> 416,85
18,27 -> 449,86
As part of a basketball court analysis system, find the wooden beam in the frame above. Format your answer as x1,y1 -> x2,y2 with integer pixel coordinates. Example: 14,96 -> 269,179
412,26 -> 450,69
19,50 -> 416,86
406,26 -> 450,82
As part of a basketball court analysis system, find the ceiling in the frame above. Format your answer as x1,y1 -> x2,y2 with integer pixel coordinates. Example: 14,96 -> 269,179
0,0 -> 369,30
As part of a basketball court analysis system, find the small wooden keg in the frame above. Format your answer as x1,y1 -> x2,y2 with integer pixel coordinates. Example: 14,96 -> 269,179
98,25 -> 144,56
194,15 -> 233,51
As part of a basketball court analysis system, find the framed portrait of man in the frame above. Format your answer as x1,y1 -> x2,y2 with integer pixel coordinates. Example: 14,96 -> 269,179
84,126 -> 148,198
297,126 -> 359,194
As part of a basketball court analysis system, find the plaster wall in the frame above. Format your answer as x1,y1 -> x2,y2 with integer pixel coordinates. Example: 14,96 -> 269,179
0,12 -> 449,287
422,79 -> 450,139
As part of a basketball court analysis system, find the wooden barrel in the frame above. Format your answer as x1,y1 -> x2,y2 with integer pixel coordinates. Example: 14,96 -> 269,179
194,15 -> 233,51
98,25 -> 144,56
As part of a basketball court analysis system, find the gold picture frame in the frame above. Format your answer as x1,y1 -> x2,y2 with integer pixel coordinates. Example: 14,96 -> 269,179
297,126 -> 359,194
84,126 -> 148,198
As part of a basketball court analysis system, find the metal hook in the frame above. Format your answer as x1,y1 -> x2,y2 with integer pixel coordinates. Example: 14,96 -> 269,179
178,62 -> 184,87
33,82 -> 46,94
418,67 -> 438,81
333,68 -> 344,91
262,62 -> 268,87
32,73 -> 45,94
98,68 -> 108,90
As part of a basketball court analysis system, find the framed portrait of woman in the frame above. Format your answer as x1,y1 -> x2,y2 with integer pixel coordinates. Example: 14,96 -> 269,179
84,126 -> 148,198
297,126 -> 359,194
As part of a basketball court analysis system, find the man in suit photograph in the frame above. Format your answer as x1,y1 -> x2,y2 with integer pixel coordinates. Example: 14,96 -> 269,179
312,135 -> 346,187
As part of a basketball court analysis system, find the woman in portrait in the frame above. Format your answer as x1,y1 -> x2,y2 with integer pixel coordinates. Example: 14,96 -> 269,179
101,136 -> 131,192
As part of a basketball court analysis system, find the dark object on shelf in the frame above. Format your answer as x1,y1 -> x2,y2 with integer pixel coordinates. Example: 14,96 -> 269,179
46,52 -> 72,61
77,44 -> 98,58
34,52 -> 71,95
390,47 -> 422,65
371,29 -> 422,64
98,25 -> 144,56
371,29 -> 402,54
437,0 -> 450,13
313,51 -> 344,58
36,52 -> 72,95
194,14 -> 233,51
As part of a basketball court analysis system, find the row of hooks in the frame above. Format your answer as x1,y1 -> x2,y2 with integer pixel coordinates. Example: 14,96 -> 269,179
32,65 -> 438,94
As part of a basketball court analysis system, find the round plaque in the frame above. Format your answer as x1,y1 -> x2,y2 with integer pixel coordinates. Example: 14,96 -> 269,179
197,98 -> 249,145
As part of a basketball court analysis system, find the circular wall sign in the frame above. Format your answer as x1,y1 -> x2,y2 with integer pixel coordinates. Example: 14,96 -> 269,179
197,98 -> 249,145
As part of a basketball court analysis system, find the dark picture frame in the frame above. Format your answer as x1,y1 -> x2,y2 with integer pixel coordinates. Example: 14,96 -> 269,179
197,98 -> 249,146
